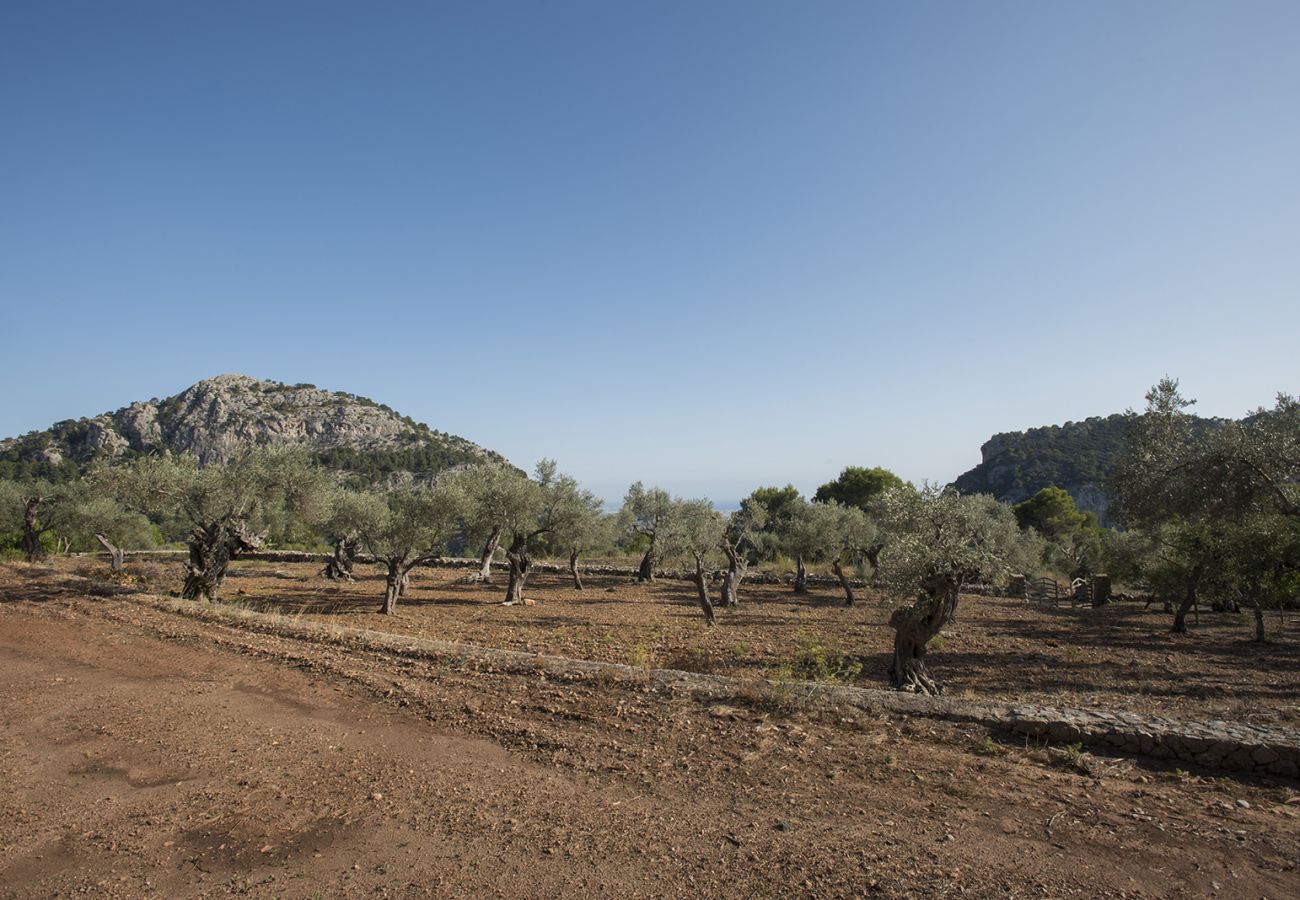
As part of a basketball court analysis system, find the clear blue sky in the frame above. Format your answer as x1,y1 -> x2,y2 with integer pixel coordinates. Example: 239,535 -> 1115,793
2,1 -> 1298,503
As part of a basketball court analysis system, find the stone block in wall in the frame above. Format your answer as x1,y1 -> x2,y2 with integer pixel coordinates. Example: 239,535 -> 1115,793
1252,747 -> 1281,766
1266,759 -> 1299,778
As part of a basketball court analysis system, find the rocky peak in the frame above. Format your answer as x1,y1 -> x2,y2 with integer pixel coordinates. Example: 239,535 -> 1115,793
0,375 -> 507,482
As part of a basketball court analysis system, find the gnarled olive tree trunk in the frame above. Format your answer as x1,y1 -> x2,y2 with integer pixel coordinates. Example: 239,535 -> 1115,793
181,519 -> 264,601
382,558 -> 413,615
322,532 -> 360,582
94,533 -> 125,573
792,554 -> 808,594
21,497 -> 46,562
505,535 -> 531,603
692,554 -> 715,626
569,548 -> 584,591
720,545 -> 746,607
637,543 -> 656,582
832,559 -> 854,606
888,574 -> 960,695
476,526 -> 502,583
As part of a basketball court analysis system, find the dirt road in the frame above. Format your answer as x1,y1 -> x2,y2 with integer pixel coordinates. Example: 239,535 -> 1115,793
1,578 -> 1298,897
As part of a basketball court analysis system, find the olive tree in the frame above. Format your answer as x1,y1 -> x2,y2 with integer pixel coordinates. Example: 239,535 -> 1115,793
1111,379 -> 1215,631
1214,513 -> 1300,641
104,450 -> 330,601
0,479 -> 59,561
459,460 -> 594,603
319,486 -> 367,582
341,481 -> 465,614
822,502 -> 879,606
619,482 -> 674,581
659,498 -> 726,625
547,501 -> 610,591
777,498 -> 836,594
743,485 -> 801,562
48,480 -> 156,571
455,463 -> 524,583
875,486 -> 1033,694
0,478 -> 153,568
719,497 -> 767,607
1111,379 -> 1300,632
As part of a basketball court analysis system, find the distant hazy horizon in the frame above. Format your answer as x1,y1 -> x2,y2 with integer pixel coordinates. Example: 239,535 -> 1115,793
3,2 -> 1297,502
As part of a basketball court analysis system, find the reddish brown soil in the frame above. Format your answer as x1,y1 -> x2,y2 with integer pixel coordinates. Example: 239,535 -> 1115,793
2,561 -> 1298,898
116,558 -> 1300,725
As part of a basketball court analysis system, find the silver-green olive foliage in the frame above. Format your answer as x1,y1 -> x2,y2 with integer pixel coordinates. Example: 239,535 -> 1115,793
1112,379 -> 1300,630
45,482 -> 156,552
874,485 -> 1036,599
453,459 -> 596,553
618,482 -> 674,546
776,498 -> 876,565
103,449 -> 331,540
777,498 -> 838,564
659,498 -> 726,567
722,496 -> 768,560
339,481 -> 465,568
453,462 -> 534,549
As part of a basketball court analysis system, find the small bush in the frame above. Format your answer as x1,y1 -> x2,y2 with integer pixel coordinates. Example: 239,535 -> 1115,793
778,631 -> 863,683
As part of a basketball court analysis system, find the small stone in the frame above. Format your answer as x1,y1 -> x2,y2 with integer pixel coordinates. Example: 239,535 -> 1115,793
371,792 -> 384,801
1236,799 -> 1250,809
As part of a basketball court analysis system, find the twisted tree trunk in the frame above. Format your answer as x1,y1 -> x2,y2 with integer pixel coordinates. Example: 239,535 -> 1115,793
382,558 -> 411,615
693,554 -> 715,626
181,520 -> 263,601
94,533 -> 125,573
477,526 -> 502,583
505,535 -> 530,603
888,574 -> 960,695
720,544 -> 745,607
637,543 -> 656,582
569,548 -> 584,591
21,497 -> 46,562
832,559 -> 855,606
864,543 -> 883,577
1171,567 -> 1204,633
792,555 -> 808,594
321,532 -> 359,582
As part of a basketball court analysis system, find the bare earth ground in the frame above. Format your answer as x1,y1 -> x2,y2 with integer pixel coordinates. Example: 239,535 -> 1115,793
193,559 -> 1297,725
1,560 -> 1299,898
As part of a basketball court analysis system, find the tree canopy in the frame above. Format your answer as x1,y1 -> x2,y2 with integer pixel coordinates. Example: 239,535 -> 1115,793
814,466 -> 905,511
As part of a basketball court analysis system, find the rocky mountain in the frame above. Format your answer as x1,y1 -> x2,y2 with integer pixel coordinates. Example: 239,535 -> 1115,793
0,374 -> 508,482
951,413 -> 1226,525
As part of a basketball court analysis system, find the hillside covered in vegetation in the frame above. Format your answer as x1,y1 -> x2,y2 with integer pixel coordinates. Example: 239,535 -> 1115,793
0,374 -> 507,484
951,413 -> 1226,523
